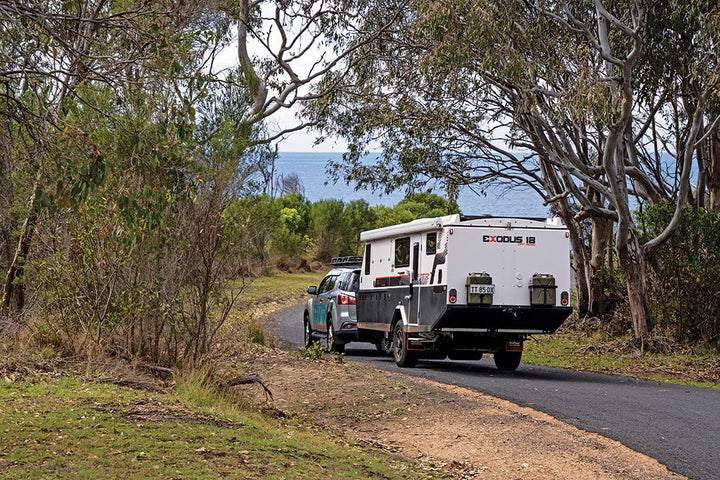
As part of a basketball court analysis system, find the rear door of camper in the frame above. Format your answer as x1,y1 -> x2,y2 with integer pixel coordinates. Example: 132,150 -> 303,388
445,225 -> 570,306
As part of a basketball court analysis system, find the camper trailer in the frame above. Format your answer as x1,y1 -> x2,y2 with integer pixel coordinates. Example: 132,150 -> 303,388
356,214 -> 573,371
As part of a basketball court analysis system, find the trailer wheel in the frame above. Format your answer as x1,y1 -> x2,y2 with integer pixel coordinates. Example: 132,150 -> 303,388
303,312 -> 313,348
326,316 -> 345,353
494,351 -> 522,371
392,322 -> 417,367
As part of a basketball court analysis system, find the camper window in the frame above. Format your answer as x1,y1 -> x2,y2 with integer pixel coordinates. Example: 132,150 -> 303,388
364,244 -> 371,275
394,237 -> 410,267
426,232 -> 437,255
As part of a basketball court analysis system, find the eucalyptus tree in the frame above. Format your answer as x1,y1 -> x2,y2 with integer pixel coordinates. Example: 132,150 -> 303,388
306,0 -> 720,338
233,0 -> 409,143
0,0 -> 232,312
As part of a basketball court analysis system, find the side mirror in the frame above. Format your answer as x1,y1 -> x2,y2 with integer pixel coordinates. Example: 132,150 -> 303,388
307,285 -> 317,295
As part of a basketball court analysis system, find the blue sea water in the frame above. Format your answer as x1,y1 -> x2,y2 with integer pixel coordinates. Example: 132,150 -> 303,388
273,152 -> 552,218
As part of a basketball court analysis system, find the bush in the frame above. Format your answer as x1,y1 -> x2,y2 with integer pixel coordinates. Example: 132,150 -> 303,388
638,203 -> 720,348
299,341 -> 324,360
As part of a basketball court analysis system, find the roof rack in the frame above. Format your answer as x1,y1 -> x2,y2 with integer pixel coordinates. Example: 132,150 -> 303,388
330,256 -> 363,267
459,214 -> 547,222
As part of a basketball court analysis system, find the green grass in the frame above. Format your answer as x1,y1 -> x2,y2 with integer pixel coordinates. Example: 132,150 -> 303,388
524,332 -> 720,389
237,270 -> 324,308
0,375 -> 448,480
224,270 -> 326,349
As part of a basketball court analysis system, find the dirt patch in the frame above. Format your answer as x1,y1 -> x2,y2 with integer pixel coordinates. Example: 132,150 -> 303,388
92,398 -> 242,429
237,349 -> 684,480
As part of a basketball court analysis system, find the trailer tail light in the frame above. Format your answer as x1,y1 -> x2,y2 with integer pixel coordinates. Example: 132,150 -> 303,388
561,291 -> 569,306
338,293 -> 356,305
449,288 -> 457,304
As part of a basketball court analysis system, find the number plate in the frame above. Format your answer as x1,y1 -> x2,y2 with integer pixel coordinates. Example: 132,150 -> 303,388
469,284 -> 494,295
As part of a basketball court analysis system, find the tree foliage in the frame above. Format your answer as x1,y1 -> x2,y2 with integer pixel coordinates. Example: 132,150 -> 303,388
306,0 -> 720,340
639,205 -> 720,347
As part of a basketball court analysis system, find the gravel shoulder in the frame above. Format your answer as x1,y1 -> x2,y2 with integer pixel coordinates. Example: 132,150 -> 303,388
242,350 -> 682,479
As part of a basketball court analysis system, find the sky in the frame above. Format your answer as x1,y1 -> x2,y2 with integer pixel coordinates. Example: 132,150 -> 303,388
266,108 -> 348,152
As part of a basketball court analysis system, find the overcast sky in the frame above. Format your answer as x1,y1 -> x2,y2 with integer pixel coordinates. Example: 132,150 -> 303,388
268,107 -> 349,152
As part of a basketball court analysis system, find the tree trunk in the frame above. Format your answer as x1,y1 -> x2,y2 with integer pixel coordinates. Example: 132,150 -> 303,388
2,210 -> 37,313
708,129 -> 720,213
588,216 -> 612,316
616,232 -> 653,338
566,219 -> 589,316
573,250 -> 590,317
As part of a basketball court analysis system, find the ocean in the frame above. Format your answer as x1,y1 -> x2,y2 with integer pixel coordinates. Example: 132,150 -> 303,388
273,152 -> 552,218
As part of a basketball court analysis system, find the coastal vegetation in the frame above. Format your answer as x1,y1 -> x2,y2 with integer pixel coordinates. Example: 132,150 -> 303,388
1,3 -> 720,476
0,0 -> 717,383
0,0 -> 716,381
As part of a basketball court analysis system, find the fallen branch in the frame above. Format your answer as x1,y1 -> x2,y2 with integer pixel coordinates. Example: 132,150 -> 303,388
139,364 -> 174,379
225,373 -> 273,402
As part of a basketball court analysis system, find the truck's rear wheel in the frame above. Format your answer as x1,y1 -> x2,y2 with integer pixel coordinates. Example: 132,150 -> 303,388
326,316 -> 345,353
494,351 -> 522,371
392,322 -> 417,367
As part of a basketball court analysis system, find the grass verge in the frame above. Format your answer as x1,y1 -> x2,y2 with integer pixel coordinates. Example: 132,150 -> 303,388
524,331 -> 720,389
224,270 -> 326,349
0,373 -> 447,480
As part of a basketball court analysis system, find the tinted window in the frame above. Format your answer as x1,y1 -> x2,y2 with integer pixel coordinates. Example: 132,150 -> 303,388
347,272 -> 360,292
412,243 -> 419,281
426,232 -> 437,255
336,272 -> 348,290
319,275 -> 337,294
395,237 -> 410,267
317,276 -> 330,293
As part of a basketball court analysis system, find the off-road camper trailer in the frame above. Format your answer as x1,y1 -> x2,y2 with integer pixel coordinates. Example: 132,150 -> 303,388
356,214 -> 573,370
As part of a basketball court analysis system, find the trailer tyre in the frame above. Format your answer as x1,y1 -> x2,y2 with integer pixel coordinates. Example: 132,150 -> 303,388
392,322 -> 417,367
494,351 -> 522,371
303,312 -> 313,348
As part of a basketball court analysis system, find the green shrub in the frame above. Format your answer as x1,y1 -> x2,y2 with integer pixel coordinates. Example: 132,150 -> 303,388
299,341 -> 324,359
638,203 -> 720,348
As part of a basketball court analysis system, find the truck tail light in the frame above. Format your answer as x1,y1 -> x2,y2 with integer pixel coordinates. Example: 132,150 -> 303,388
338,293 -> 356,305
561,291 -> 569,306
449,288 -> 457,304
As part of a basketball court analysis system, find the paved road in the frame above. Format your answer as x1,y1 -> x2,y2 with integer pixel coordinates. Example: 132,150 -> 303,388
270,304 -> 720,480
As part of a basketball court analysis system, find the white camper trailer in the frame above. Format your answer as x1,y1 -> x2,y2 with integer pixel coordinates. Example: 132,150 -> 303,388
357,214 -> 573,371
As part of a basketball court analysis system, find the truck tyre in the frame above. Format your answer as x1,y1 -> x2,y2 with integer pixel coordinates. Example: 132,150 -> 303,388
494,351 -> 522,371
392,321 -> 417,367
326,316 -> 345,353
303,312 -> 313,348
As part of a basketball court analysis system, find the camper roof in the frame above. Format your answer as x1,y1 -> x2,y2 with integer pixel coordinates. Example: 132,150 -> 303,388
359,215 -> 566,242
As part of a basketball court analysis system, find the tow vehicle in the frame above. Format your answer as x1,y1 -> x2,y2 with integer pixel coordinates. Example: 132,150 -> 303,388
303,257 -> 391,353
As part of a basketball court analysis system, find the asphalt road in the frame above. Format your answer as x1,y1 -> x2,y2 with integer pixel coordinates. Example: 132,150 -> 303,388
269,304 -> 720,480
